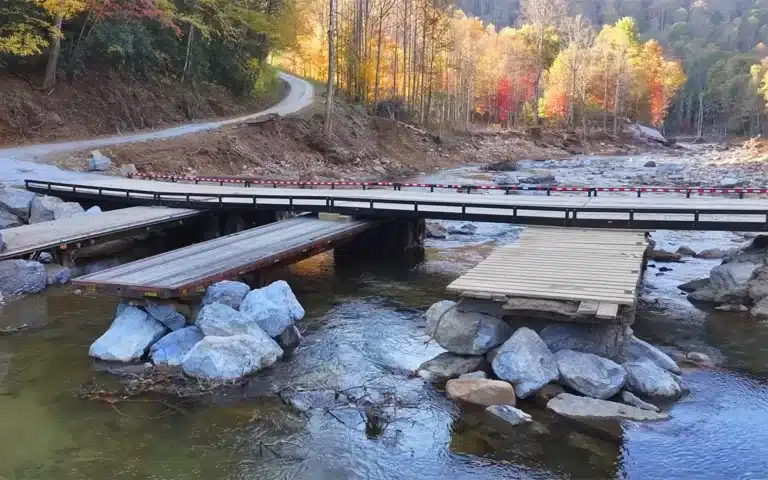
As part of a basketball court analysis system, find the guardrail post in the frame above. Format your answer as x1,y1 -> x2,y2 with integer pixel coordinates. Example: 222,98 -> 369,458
629,210 -> 634,228
694,210 -> 699,228
686,189 -> 691,199
637,190 -> 642,198
740,192 -> 745,199
546,188 -> 551,196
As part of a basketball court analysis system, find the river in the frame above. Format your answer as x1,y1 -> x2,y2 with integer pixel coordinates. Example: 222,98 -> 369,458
2,155 -> 768,479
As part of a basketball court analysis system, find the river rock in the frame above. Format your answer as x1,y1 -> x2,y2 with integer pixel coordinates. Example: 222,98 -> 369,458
519,172 -> 556,184
89,150 -> 113,171
713,286 -> 747,304
201,280 -> 251,310
0,187 -> 36,221
621,390 -> 661,412
417,352 -> 486,381
29,195 -> 65,224
53,202 -> 85,220
547,393 -> 669,421
750,297 -> 768,319
84,206 -> 102,215
45,265 -> 71,285
648,249 -> 682,262
686,351 -> 714,366
0,232 -> 4,252
181,333 -> 283,381
89,306 -> 168,362
239,280 -> 305,337
493,173 -> 519,185
533,383 -> 566,407
540,323 -> 624,358
0,209 -> 22,229
150,326 -> 204,366
445,378 -> 517,407
485,405 -> 532,425
145,301 -> 186,331
687,285 -> 717,302
644,160 -> 657,167
554,350 -> 626,399
425,300 -> 512,355
676,246 -> 696,256
697,248 -> 726,259
747,265 -> 768,301
447,223 -> 477,235
486,160 -> 519,171
492,327 -> 559,398
623,360 -> 683,399
678,278 -> 710,293
196,303 -> 262,337
277,325 -> 302,352
0,259 -> 47,296
425,221 -> 448,239
120,164 -> 138,177
618,335 -> 681,374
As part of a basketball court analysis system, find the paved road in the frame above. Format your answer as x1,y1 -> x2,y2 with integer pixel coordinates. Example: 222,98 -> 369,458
0,72 -> 314,186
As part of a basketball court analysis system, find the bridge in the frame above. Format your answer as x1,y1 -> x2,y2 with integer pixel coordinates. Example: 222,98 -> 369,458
24,177 -> 768,231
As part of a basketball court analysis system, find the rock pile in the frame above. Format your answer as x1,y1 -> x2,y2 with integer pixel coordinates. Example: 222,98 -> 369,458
89,280 -> 304,381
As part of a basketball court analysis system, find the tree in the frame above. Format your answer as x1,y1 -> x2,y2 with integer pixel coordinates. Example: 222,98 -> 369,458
35,0 -> 87,88
323,0 -> 336,135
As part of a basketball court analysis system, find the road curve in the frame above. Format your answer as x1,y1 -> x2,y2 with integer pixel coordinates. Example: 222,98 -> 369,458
0,72 -> 314,162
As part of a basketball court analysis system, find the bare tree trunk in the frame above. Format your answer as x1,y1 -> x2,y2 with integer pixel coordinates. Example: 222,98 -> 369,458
43,14 -> 65,89
373,12 -> 384,108
323,0 -> 337,136
182,24 -> 195,84
697,93 -> 704,138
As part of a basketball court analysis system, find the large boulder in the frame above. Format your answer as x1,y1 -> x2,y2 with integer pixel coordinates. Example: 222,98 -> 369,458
0,260 -> 47,296
202,280 -> 251,310
89,150 -> 112,171
29,195 -> 65,224
554,350 -> 626,400
425,221 -> 448,239
678,278 -> 710,293
53,202 -> 85,220
149,326 -> 204,366
547,393 -> 669,422
648,249 -> 681,262
747,265 -> 768,302
750,297 -> 768,319
623,360 -> 683,399
181,333 -> 283,381
696,248 -> 726,259
540,323 -> 625,358
0,187 -> 36,221
239,280 -> 305,337
618,336 -> 680,374
491,327 -> 559,398
196,303 -> 263,337
0,209 -> 22,229
145,301 -> 186,331
88,306 -> 168,362
445,378 -> 517,407
417,352 -> 486,382
46,265 -> 71,285
425,300 -> 512,355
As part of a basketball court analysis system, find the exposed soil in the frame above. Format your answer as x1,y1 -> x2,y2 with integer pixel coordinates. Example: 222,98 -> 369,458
49,97 -> 645,181
0,69 -> 285,147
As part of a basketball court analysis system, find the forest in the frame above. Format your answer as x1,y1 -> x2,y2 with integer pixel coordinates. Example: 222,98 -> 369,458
2,0 -> 768,137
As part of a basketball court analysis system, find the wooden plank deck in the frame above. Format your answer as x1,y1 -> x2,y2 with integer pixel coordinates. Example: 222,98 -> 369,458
73,216 -> 372,299
446,227 -> 648,305
0,206 -> 200,260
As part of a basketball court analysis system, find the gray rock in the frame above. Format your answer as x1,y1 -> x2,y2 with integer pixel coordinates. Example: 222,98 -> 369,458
119,164 -> 138,177
201,280 -> 251,310
196,303 -> 262,337
0,231 -> 4,253
492,327 -> 559,398
696,248 -> 725,259
45,265 -> 71,285
713,286 -> 747,304
0,259 -> 47,296
425,300 -> 512,355
676,245 -> 696,256
678,278 -> 710,293
89,150 -> 112,171
277,325 -> 302,351
554,350 -> 626,399
425,221 -> 448,239
750,297 -> 768,319
84,206 -> 102,215
0,209 -> 22,229
648,249 -> 682,262
519,173 -> 556,184
239,280 -> 305,337
547,393 -> 669,422
485,405 -> 532,425
621,390 -> 661,412
644,160 -> 657,167
688,286 -> 717,302
149,326 -> 204,366
493,173 -> 519,186
459,371 -> 488,380
719,177 -> 743,188
447,223 -> 477,235
181,333 -> 283,381
146,301 -> 186,331
53,202 -> 85,220
29,196 -> 65,224
417,352 -> 486,381
624,360 -> 683,399
710,260 -> 761,294
747,265 -> 768,301
540,323 -> 625,358
686,351 -> 714,366
486,160 -> 519,171
0,187 -> 36,221
88,306 -> 168,362
38,252 -> 53,264
619,335 -> 681,374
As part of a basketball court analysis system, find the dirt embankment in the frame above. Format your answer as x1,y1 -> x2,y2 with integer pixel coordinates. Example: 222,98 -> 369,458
0,69 -> 284,147
52,98 -> 643,181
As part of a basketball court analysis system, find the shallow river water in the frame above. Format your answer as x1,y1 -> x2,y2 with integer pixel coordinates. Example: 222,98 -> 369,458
2,156 -> 768,479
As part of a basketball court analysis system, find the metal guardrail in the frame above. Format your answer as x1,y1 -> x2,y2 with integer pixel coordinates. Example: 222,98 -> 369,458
24,179 -> 768,231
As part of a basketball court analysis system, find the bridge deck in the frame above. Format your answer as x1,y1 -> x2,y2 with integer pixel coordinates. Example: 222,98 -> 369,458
73,216 -> 372,298
24,177 -> 768,230
447,227 -> 648,306
0,206 -> 199,260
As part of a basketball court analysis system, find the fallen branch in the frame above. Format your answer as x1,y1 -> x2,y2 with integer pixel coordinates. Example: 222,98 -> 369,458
0,324 -> 28,335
